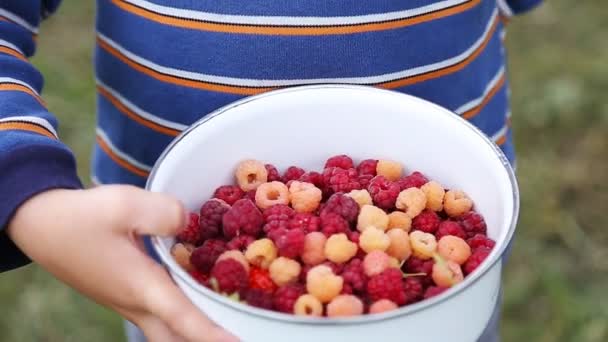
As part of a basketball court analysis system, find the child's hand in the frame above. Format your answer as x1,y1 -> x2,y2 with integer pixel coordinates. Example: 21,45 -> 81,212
7,185 -> 239,342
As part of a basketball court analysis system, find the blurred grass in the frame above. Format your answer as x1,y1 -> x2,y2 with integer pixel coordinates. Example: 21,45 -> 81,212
1,0 -> 607,341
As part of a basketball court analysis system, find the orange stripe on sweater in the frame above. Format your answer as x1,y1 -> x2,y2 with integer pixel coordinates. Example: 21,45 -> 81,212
96,135 -> 150,177
0,121 -> 56,139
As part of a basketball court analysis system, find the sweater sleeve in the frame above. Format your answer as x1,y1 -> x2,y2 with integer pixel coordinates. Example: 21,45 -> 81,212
497,0 -> 543,16
0,0 -> 82,272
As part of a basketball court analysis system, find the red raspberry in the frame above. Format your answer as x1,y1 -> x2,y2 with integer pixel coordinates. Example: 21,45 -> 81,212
245,288 -> 274,310
273,284 -> 305,313
358,174 -> 374,189
177,213 -> 201,245
249,267 -> 277,292
412,209 -> 441,234
288,213 -> 321,234
322,261 -> 345,275
320,213 -> 350,237
368,176 -> 401,210
272,228 -> 305,259
323,167 -> 361,195
435,220 -> 467,240
265,164 -> 282,182
199,200 -> 230,241
402,256 -> 434,286
210,259 -> 248,294
222,199 -> 264,238
226,235 -> 255,252
467,234 -> 496,251
282,166 -> 306,183
397,171 -> 429,191
320,193 -> 360,224
424,286 -> 448,299
459,211 -> 488,238
190,239 -> 227,273
298,171 -> 325,190
367,268 -> 407,305
463,247 -> 491,275
263,204 -> 295,233
189,269 -> 210,287
403,277 -> 424,304
342,259 -> 367,293
213,185 -> 245,206
341,283 -> 354,295
299,264 -> 313,283
357,159 -> 378,176
349,231 -> 360,244
325,154 -> 354,170
245,190 -> 257,202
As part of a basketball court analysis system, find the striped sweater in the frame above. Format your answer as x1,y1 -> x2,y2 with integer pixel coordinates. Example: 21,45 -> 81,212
0,0 -> 541,270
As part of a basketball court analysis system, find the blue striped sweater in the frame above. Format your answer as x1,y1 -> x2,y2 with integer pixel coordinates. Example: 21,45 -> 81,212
0,0 -> 541,270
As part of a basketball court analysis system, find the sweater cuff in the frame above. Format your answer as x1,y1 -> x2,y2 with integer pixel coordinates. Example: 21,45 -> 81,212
0,144 -> 82,272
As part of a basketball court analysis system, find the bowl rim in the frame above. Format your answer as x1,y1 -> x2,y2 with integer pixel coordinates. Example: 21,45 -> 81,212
146,84 -> 519,325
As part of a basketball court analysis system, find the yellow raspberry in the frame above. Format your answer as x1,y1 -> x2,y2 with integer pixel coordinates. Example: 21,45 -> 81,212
421,181 -> 445,212
216,250 -> 250,273
443,190 -> 473,217
301,232 -> 327,266
235,159 -> 268,191
369,299 -> 398,314
255,181 -> 290,209
387,211 -> 412,231
386,228 -> 412,261
269,257 -> 301,286
324,233 -> 358,264
326,295 -> 364,317
293,294 -> 323,316
359,226 -> 391,253
170,242 -> 195,272
357,205 -> 389,232
288,181 -> 322,213
432,255 -> 464,287
437,235 -> 471,265
306,265 -> 344,303
245,238 -> 277,269
396,188 -> 427,218
346,189 -> 373,208
409,231 -> 437,260
376,159 -> 403,181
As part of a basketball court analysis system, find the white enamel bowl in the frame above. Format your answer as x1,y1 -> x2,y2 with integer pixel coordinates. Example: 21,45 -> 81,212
147,85 -> 519,342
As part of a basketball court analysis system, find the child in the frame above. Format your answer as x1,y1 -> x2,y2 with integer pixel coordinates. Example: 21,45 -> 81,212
0,1 -> 541,341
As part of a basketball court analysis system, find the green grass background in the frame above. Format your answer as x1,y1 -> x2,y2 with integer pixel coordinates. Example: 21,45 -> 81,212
1,1 -> 607,341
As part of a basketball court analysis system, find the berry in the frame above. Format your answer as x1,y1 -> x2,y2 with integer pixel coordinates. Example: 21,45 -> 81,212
459,212 -> 488,238
437,235 -> 471,265
402,256 -> 434,286
255,181 -> 290,209
421,181 -> 445,212
323,167 -> 361,195
245,238 -> 278,269
367,268 -> 407,305
217,250 -> 250,273
171,242 -> 195,272
199,199 -> 231,241
294,294 -> 323,316
226,235 -> 255,252
409,231 -> 437,260
403,277 -> 424,304
302,232 -> 327,266
341,283 -> 354,295
463,247 -> 491,275
363,251 -> 391,277
396,188 -> 427,218
358,174 -> 374,189
411,209 -> 441,233
190,239 -> 227,273
346,189 -> 373,208
249,267 -> 277,292
289,213 -> 321,234
235,159 -> 268,191
245,190 -> 257,202
325,154 -> 354,170
376,159 -> 403,181
282,166 -> 306,183
397,171 -> 429,190
306,265 -> 344,303
210,259 -> 248,294
359,227 -> 390,253
320,213 -> 350,237
245,288 -> 274,310
342,259 -> 367,293
265,164 -> 281,182
327,295 -> 364,317
273,284 -> 305,313
386,229 -> 412,261
272,228 -> 305,259
298,171 -> 325,190
387,211 -> 412,231
324,233 -> 358,264
432,256 -> 464,287
177,213 -> 202,245
189,269 -> 210,286
357,204 -> 389,232
289,181 -> 322,213
269,257 -> 301,286
443,190 -> 473,217
222,199 -> 264,238
369,299 -> 398,314
424,286 -> 448,299
467,234 -> 496,251
322,261 -> 345,275
435,220 -> 467,240
368,176 -> 400,210
357,159 -> 378,176
321,193 -> 360,224
262,204 -> 294,233
213,185 -> 245,206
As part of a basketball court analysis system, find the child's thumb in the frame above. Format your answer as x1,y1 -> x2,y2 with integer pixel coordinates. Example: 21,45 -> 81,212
120,187 -> 187,237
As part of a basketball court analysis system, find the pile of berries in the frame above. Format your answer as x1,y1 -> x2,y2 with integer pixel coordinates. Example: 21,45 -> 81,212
171,155 -> 495,317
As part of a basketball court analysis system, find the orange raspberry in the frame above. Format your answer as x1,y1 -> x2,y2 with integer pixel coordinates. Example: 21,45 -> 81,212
363,251 -> 391,277
409,231 -> 437,260
432,255 -> 464,287
369,299 -> 398,314
359,227 -> 391,253
396,188 -> 427,218
376,159 -> 403,181
387,211 -> 412,231
357,205 -> 389,232
235,159 -> 268,191
437,235 -> 471,265
255,181 -> 289,209
327,295 -> 364,317
386,228 -> 412,261
293,294 -> 323,316
301,232 -> 327,266
245,238 -> 278,269
306,265 -> 344,303
324,233 -> 358,264
421,181 -> 445,212
346,189 -> 373,208
269,257 -> 301,286
171,242 -> 195,272
288,181 -> 322,213
444,190 -> 473,217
